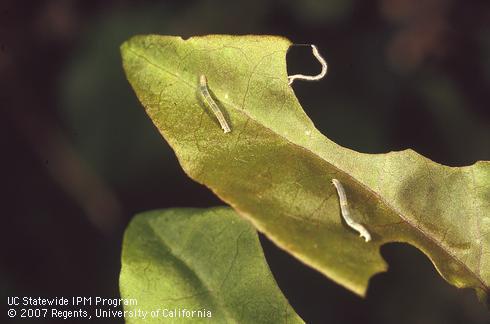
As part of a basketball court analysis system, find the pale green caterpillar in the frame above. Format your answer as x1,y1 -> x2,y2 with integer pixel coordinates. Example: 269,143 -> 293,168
332,179 -> 371,242
199,75 -> 231,133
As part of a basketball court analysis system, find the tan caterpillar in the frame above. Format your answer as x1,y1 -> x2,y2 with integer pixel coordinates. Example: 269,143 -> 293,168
287,45 -> 328,85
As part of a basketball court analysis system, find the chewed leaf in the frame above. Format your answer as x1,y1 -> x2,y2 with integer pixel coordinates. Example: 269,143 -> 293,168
120,207 -> 303,324
121,34 -> 490,304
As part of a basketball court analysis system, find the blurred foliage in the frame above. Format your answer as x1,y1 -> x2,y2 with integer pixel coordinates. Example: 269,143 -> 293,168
59,5 -> 174,188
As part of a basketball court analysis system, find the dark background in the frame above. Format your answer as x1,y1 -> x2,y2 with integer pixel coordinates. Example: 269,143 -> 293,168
1,0 -> 489,323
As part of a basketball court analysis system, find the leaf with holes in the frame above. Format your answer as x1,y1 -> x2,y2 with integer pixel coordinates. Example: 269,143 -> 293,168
120,207 -> 303,323
121,34 -> 490,305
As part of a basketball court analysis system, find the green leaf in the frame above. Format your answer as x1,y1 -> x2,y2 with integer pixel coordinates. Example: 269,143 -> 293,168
121,35 -> 490,304
120,207 -> 303,323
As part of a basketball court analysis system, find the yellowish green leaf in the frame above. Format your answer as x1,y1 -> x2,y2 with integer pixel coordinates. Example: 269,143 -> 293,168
121,34 -> 490,304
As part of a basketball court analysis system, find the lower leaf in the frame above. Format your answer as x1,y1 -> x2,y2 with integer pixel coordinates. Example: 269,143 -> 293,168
120,207 -> 303,323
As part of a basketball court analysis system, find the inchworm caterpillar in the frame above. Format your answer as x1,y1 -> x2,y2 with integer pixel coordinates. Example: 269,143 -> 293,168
199,75 -> 231,133
332,179 -> 371,242
287,45 -> 328,85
